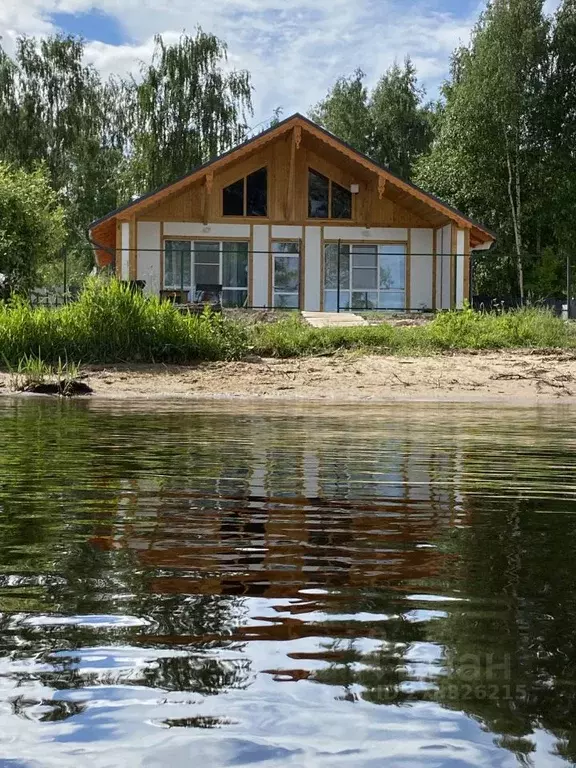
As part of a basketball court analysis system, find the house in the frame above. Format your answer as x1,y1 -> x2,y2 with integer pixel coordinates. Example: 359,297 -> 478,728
88,113 -> 494,312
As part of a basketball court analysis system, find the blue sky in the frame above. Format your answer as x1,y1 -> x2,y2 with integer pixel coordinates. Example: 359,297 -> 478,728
49,10 -> 127,47
0,0 -> 562,126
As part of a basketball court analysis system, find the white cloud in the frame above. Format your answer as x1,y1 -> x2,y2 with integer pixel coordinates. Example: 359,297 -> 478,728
0,0 -> 554,124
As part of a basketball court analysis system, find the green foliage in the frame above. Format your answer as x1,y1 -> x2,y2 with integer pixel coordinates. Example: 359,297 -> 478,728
251,308 -> 574,357
414,0 -> 562,299
426,305 -> 571,350
0,36 -> 127,272
0,279 -> 250,365
370,61 -> 435,179
0,31 -> 253,283
0,163 -> 66,291
310,69 -> 373,156
0,285 -> 573,365
310,60 -> 434,179
128,32 -> 253,193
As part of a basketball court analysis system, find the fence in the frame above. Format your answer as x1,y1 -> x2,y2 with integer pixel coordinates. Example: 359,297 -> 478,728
106,242 -> 471,313
4,245 -> 576,316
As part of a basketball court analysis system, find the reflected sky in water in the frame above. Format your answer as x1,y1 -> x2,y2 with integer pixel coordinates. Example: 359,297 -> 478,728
0,398 -> 575,767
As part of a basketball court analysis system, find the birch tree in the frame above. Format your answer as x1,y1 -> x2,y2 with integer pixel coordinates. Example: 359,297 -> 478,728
415,0 -> 550,300
128,32 -> 253,192
0,36 -> 128,272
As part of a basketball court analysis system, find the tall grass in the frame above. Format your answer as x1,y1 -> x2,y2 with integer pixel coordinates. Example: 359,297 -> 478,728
5,354 -> 81,394
250,307 -> 576,357
0,281 -> 574,366
0,279 -> 249,365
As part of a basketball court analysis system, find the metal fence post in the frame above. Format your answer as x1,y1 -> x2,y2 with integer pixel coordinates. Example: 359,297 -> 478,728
63,248 -> 68,304
469,251 -> 473,307
567,254 -> 572,320
336,239 -> 341,313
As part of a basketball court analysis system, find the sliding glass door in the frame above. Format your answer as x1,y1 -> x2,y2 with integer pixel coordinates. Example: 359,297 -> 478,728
324,243 -> 406,311
164,240 -> 248,307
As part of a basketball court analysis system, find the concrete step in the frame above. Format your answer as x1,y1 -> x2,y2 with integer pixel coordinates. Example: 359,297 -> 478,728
302,312 -> 369,328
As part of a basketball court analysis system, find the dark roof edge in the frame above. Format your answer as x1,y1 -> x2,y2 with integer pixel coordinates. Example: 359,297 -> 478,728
89,112 -> 496,241
88,113 -> 300,230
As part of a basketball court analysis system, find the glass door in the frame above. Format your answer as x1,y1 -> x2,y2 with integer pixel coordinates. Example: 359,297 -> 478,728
272,241 -> 300,308
324,242 -> 406,310
351,245 -> 378,310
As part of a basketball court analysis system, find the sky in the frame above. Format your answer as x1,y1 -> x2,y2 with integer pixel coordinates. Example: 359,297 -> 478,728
0,0 -> 562,128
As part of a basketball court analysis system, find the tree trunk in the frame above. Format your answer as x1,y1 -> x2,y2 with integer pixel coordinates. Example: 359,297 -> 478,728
506,144 -> 524,302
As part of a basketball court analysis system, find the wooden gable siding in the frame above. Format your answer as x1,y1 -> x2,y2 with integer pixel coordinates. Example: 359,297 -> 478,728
138,178 -> 204,222
133,131 -> 436,229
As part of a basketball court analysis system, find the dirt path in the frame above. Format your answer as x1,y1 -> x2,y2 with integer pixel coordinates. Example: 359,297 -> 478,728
2,350 -> 576,403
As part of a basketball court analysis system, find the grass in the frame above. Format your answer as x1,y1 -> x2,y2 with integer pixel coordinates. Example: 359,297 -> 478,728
0,279 -> 575,368
5,354 -> 81,395
0,278 -> 249,366
250,307 -> 576,357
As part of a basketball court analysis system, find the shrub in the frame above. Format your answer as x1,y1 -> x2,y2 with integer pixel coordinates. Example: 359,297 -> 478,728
0,163 -> 66,292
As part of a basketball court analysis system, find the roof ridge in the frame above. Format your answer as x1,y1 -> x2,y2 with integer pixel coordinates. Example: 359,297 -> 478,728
88,112 -> 495,242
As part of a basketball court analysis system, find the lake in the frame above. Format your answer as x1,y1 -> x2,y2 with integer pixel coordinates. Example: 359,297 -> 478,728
0,397 -> 575,767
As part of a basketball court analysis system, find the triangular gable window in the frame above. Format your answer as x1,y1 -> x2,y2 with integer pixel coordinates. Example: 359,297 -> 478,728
308,169 -> 352,219
223,167 -> 267,217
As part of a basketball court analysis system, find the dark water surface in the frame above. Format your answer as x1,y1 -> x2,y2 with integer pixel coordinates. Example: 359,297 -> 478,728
1,398 -> 576,767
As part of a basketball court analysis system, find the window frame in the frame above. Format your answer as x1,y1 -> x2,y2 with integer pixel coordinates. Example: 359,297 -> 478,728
323,241 -> 407,311
222,166 -> 268,218
163,238 -> 249,307
308,167 -> 353,221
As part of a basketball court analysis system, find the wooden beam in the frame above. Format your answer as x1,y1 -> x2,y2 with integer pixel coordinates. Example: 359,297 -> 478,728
203,171 -> 213,225
129,217 -> 137,281
378,175 -> 387,199
286,127 -> 298,221
294,125 -> 302,150
364,180 -> 373,229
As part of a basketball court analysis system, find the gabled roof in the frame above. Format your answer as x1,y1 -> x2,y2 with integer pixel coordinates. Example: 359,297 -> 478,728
89,113 -> 495,254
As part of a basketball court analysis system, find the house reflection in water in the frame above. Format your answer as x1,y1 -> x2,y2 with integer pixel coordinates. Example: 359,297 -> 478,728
93,408 -> 468,606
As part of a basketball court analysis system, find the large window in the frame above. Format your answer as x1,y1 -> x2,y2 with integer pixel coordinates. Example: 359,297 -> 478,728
308,169 -> 352,219
272,241 -> 300,308
164,240 -> 248,307
324,243 -> 406,310
223,167 -> 267,217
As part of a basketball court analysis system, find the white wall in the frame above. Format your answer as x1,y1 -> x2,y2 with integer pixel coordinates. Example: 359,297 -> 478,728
304,227 -> 321,311
163,222 -> 250,238
456,229 -> 466,308
121,222 -> 130,281
271,225 -> 303,239
435,224 -> 452,309
410,229 -> 434,310
323,226 -> 408,241
137,222 -> 161,295
140,220 -> 447,312
252,225 -> 269,308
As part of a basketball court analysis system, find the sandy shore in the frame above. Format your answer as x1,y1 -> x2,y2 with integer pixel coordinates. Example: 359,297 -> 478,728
2,350 -> 576,403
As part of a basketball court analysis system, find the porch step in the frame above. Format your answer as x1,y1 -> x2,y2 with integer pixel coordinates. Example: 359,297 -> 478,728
302,311 -> 369,328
